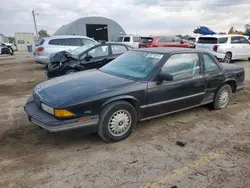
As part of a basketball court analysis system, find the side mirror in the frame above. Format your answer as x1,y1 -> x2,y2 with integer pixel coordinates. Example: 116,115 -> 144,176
180,40 -> 184,44
84,55 -> 93,61
156,71 -> 173,84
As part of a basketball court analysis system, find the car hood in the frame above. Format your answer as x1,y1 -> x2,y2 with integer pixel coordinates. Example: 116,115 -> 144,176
35,69 -> 135,108
221,63 -> 244,72
49,50 -> 78,63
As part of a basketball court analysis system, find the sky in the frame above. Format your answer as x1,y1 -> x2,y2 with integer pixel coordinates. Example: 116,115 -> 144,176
1,0 -> 250,37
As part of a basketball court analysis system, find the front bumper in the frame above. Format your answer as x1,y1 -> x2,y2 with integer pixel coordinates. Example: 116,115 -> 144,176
45,65 -> 66,78
24,97 -> 98,132
236,83 -> 245,91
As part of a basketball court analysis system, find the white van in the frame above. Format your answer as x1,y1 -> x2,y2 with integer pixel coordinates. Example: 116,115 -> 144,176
115,35 -> 141,48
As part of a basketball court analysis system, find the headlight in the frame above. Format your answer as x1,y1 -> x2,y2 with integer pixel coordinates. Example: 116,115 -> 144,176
41,103 -> 54,115
41,103 -> 75,118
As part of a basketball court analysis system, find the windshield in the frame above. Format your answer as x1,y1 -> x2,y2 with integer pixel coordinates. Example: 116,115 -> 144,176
100,51 -> 163,80
70,44 -> 96,56
140,37 -> 153,44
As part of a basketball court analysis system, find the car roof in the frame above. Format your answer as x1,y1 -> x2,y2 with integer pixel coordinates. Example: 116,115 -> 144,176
43,35 -> 95,40
133,47 -> 206,54
198,34 -> 244,38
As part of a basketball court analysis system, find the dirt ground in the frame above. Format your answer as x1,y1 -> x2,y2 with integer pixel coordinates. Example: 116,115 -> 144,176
0,52 -> 250,188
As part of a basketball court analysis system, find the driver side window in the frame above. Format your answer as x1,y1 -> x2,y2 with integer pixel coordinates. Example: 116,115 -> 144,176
162,53 -> 200,80
88,45 -> 109,58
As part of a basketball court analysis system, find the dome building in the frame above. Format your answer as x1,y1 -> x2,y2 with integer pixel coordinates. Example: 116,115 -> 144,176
54,16 -> 126,41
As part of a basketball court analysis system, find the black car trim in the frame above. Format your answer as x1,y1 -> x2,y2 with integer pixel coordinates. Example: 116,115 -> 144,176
141,100 -> 212,121
30,117 -> 99,132
140,92 -> 205,109
236,84 -> 244,91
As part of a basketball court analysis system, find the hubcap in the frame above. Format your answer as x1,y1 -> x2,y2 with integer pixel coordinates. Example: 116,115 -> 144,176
108,110 -> 131,137
218,90 -> 229,108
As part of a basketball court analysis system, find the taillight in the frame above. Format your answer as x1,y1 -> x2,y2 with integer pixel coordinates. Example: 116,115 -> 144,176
37,47 -> 44,52
213,45 -> 219,52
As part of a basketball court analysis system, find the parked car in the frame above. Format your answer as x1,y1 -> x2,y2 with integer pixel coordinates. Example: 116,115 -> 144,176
115,34 -> 141,48
34,35 -> 97,64
45,42 -> 134,78
0,42 -> 14,55
24,48 -> 245,142
195,34 -> 250,63
139,36 -> 193,48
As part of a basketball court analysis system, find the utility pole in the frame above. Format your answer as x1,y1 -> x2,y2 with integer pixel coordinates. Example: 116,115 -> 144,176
32,10 -> 39,40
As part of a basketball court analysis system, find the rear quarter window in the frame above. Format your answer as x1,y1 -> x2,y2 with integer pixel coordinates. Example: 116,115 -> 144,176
124,37 -> 130,42
48,39 -> 65,45
218,37 -> 228,44
197,37 -> 218,44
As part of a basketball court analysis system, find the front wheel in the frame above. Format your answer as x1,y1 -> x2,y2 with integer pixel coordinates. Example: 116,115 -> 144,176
9,47 -> 14,55
98,101 -> 137,142
213,84 -> 232,110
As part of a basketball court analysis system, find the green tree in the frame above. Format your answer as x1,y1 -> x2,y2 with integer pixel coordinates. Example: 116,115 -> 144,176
7,37 -> 15,43
176,35 -> 183,39
38,29 -> 50,38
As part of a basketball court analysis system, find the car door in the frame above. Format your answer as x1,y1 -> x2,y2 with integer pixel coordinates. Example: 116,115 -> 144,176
238,36 -> 250,58
110,44 -> 129,60
82,45 -> 110,70
201,53 -> 226,103
162,36 -> 175,47
230,36 -> 243,59
172,36 -> 186,47
142,53 -> 206,118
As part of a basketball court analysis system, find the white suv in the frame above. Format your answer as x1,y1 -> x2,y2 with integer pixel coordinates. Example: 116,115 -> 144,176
34,35 -> 97,64
115,35 -> 141,48
195,34 -> 250,63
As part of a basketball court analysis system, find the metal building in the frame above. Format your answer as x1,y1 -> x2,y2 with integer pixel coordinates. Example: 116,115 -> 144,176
54,16 -> 126,41
14,33 -> 35,51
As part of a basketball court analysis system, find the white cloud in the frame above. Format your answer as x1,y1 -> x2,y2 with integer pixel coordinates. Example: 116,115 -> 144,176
0,0 -> 250,37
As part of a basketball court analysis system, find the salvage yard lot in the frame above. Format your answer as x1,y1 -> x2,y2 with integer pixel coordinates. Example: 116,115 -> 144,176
1,52 -> 250,188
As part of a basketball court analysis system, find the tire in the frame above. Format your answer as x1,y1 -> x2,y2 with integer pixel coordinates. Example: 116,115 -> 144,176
213,84 -> 232,110
98,101 -> 137,142
65,69 -> 77,75
9,47 -> 14,55
223,52 -> 232,64
248,57 -> 250,61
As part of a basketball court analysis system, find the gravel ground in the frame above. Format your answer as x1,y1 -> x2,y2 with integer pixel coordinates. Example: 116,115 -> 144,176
0,52 -> 250,188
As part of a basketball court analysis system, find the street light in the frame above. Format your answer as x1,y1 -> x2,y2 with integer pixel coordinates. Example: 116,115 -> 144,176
32,10 -> 39,40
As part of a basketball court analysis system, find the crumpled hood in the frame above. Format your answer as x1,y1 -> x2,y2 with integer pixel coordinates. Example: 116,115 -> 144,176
49,51 -> 69,63
35,69 -> 135,108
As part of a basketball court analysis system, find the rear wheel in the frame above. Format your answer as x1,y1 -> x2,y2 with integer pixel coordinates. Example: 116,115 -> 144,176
98,101 -> 137,142
223,52 -> 232,64
213,84 -> 232,110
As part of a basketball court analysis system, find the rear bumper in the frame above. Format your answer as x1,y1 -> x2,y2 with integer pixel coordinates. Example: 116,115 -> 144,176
34,55 -> 50,64
24,97 -> 98,133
